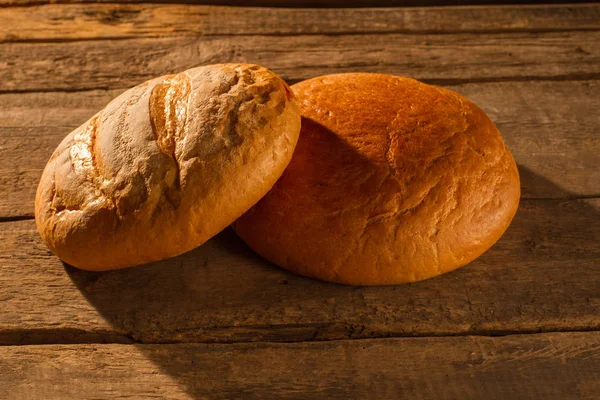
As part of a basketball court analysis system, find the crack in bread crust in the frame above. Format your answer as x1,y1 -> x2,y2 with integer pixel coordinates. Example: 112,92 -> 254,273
146,72 -> 193,215
68,114 -> 120,217
150,73 -> 192,157
70,115 -> 99,181
149,72 -> 192,192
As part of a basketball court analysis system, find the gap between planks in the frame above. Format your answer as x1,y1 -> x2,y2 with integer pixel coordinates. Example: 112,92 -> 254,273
3,326 -> 600,347
7,27 -> 600,45
2,75 -> 600,97
1,331 -> 598,400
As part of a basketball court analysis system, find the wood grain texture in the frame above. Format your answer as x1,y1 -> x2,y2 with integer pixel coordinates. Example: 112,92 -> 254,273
2,30 -> 599,93
1,197 -> 598,345
0,0 -> 595,7
2,80 -> 598,218
2,3 -> 599,43
1,332 -> 599,399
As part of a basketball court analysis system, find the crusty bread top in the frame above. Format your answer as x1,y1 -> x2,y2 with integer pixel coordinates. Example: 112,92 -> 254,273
35,64 -> 301,270
233,73 -> 520,285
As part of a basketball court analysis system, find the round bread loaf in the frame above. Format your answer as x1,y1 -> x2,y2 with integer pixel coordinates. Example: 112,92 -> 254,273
233,73 -> 520,285
35,64 -> 301,270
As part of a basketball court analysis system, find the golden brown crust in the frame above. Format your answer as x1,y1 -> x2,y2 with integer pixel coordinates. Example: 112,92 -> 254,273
35,64 -> 301,270
233,73 -> 520,285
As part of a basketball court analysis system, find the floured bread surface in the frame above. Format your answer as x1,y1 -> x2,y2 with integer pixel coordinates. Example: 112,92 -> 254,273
233,73 -> 520,285
35,64 -> 301,270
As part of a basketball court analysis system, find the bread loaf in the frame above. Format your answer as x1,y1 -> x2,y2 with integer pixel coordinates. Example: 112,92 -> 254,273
233,73 -> 520,285
35,64 -> 301,270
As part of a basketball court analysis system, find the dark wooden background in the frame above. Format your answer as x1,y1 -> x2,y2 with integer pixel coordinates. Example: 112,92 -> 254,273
0,1 -> 599,399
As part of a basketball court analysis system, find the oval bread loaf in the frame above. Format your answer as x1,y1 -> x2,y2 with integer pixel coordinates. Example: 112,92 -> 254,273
35,64 -> 301,270
233,73 -> 521,285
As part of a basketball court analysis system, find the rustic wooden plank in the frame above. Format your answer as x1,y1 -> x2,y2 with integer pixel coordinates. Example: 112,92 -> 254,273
0,0 -> 595,7
1,332 -> 599,399
2,4 -> 599,43
1,80 -> 597,218
1,198 -> 598,345
2,30 -> 599,93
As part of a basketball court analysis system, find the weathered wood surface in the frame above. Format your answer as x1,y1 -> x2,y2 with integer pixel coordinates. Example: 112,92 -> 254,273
3,30 -> 599,93
2,3 -> 599,43
1,332 -> 599,400
1,198 -> 598,345
2,0 -> 594,7
2,80 -> 598,218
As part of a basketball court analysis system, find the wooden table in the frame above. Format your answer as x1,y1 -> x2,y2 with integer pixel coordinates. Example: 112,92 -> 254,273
1,1 -> 599,398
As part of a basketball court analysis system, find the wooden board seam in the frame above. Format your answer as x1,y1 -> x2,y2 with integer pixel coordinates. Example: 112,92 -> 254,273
2,75 -> 600,96
5,27 -> 600,44
4,326 -> 600,347
2,331 -> 599,399
0,216 -> 35,223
